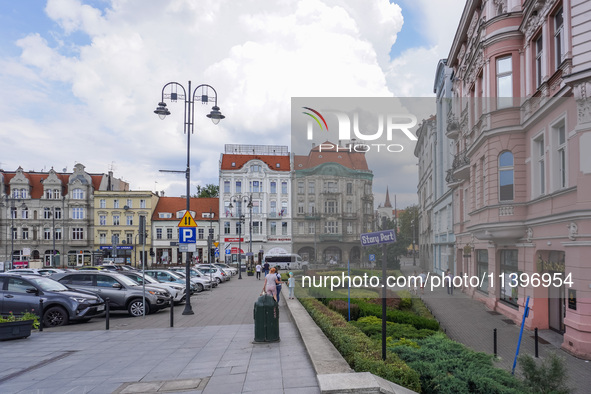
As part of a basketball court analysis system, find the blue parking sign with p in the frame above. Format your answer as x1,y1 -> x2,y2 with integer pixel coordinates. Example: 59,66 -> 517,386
179,227 -> 197,243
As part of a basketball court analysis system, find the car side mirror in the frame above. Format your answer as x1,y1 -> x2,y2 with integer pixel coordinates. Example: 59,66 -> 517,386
26,287 -> 39,295
112,283 -> 123,289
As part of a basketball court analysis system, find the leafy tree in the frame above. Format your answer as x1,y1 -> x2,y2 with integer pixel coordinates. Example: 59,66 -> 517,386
195,184 -> 219,198
519,353 -> 571,393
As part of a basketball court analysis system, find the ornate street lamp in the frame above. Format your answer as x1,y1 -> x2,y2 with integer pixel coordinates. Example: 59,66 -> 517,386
155,81 -> 224,315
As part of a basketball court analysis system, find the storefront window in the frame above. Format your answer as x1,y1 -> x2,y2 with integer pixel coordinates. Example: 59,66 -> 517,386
477,250 -> 488,293
500,249 -> 518,306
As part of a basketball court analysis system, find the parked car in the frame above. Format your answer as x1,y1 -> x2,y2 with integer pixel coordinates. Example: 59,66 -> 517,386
144,269 -> 203,292
168,268 -> 214,291
6,268 -> 47,276
51,271 -> 170,317
119,271 -> 186,304
195,266 -> 228,284
0,273 -> 105,327
214,263 -> 238,276
37,268 -> 72,276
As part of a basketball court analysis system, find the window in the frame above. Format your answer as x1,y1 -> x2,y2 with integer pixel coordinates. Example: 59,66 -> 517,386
308,181 -> 315,194
10,207 -> 17,219
198,228 -> 204,239
126,233 -> 133,244
54,207 -> 61,220
224,181 -> 230,193
298,182 -> 304,194
324,221 -> 338,234
270,201 -> 277,216
224,221 -> 231,234
127,199 -> 133,208
251,165 -> 261,172
156,228 -> 163,239
298,222 -> 305,234
270,222 -> 277,235
477,250 -> 489,293
22,228 -> 29,240
251,181 -> 261,193
252,200 -> 261,214
281,181 -> 288,194
159,212 -> 172,219
500,250 -> 519,306
72,228 -> 84,240
236,222 -> 242,235
12,227 -> 17,240
44,228 -> 51,240
55,228 -> 62,240
126,215 -> 133,226
535,35 -> 543,88
140,199 -> 146,209
346,222 -> 353,234
270,181 -> 277,194
97,275 -> 119,288
534,134 -> 545,196
21,207 -> 28,219
99,233 -> 107,244
45,189 -> 53,199
280,201 -> 288,216
298,202 -> 304,214
209,228 -> 214,237
236,181 -> 242,193
499,151 -> 514,201
100,199 -> 106,208
72,188 -> 84,199
308,201 -> 315,215
253,221 -> 262,234
166,228 -> 173,239
308,222 -> 315,234
113,215 -> 120,226
496,56 -> 512,108
44,208 -> 51,219
554,7 -> 564,70
113,199 -> 119,209
554,122 -> 567,189
346,201 -> 352,213
20,189 -> 28,198
72,207 -> 84,220
99,215 -> 107,226
281,222 -> 288,235
324,200 -> 338,214
346,183 -> 353,195
7,277 -> 33,293
325,181 -> 337,193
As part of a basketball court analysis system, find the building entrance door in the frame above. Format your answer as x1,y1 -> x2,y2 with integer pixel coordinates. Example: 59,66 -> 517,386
548,283 -> 565,333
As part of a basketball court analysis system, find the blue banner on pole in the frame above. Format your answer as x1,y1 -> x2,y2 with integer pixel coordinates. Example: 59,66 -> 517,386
360,230 -> 396,246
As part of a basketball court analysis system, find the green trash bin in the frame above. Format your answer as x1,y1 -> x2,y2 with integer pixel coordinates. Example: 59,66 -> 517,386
253,294 -> 280,342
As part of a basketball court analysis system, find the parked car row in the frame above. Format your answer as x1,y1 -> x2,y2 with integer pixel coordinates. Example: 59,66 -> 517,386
1,263 -> 234,327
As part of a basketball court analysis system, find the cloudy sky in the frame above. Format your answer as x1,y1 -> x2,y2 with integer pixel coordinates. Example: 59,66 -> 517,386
0,0 -> 465,208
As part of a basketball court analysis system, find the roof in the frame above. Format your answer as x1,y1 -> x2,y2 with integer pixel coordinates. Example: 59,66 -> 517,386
2,172 -> 104,199
220,154 -> 290,172
294,141 -> 369,171
152,197 -> 219,221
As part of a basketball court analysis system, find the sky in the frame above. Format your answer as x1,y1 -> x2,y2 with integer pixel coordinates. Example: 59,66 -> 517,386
0,0 -> 466,209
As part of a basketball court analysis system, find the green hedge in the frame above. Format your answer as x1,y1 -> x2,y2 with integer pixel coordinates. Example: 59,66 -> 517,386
356,300 -> 440,331
351,316 -> 436,341
392,333 -> 525,394
328,299 -> 360,321
300,297 -> 422,392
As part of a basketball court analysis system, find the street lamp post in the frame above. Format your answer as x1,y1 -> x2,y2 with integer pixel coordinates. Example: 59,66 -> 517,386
247,196 -> 253,271
238,214 -> 245,279
155,81 -> 224,316
411,219 -> 416,266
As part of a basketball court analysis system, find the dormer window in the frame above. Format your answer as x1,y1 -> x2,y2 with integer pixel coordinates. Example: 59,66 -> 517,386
251,165 -> 261,172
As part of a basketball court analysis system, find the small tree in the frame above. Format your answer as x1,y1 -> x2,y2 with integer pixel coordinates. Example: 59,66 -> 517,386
195,184 -> 219,198
519,352 -> 571,394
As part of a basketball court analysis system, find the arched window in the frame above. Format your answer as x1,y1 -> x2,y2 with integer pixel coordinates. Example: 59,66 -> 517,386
72,188 -> 84,199
499,151 -> 514,201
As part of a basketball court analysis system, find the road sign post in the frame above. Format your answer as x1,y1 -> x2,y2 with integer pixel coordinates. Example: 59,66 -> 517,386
361,229 -> 396,361
177,211 -> 197,315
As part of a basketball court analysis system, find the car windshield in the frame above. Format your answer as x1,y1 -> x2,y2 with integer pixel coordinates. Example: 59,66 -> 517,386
27,277 -> 70,292
126,274 -> 158,284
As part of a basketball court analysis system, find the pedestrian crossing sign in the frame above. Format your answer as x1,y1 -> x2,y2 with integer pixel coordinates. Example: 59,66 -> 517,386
178,211 -> 197,227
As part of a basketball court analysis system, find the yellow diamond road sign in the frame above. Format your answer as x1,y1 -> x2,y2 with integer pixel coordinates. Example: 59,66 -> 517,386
178,211 -> 197,227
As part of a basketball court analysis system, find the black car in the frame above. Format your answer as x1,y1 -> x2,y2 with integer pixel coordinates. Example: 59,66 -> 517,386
0,273 -> 105,327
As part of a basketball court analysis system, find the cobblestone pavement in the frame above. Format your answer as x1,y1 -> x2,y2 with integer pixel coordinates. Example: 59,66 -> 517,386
0,275 -> 320,394
399,258 -> 590,393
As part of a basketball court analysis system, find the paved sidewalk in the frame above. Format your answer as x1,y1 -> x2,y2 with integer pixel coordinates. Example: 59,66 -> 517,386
0,275 -> 320,394
399,259 -> 590,393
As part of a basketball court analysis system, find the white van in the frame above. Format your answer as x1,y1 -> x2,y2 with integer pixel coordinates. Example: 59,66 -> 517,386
264,254 -> 309,270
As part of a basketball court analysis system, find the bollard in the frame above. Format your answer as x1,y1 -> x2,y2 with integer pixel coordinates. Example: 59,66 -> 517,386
493,328 -> 497,357
170,295 -> 174,328
105,297 -> 110,330
535,327 -> 539,358
39,299 -> 44,332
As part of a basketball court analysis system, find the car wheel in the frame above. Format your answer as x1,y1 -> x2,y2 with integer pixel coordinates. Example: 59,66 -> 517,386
197,283 -> 204,292
128,299 -> 149,317
216,277 -> 222,284
43,306 -> 68,327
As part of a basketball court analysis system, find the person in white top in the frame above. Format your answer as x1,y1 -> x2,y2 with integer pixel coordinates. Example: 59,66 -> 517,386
255,263 -> 262,280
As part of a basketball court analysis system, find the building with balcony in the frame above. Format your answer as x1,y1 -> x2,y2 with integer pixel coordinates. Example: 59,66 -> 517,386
293,142 -> 374,265
219,144 -> 291,264
93,190 -> 158,267
442,0 -> 591,359
0,164 -> 128,268
151,197 -> 218,266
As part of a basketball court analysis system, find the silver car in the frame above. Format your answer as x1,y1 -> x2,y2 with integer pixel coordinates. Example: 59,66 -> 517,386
195,266 -> 229,284
119,271 -> 186,304
52,271 -> 170,317
169,268 -> 214,290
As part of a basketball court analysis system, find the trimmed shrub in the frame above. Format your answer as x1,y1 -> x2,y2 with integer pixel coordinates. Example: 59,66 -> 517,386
392,333 -> 525,394
328,299 -> 360,321
518,353 -> 572,394
299,297 -> 421,393
351,316 -> 436,341
356,300 -> 440,331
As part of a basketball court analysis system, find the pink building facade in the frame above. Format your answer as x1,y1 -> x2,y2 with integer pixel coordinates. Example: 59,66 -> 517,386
445,0 -> 591,359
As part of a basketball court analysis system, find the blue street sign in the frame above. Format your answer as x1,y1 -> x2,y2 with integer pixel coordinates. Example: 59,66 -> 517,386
179,227 -> 197,243
215,248 -> 219,257
360,229 -> 396,246
225,249 -> 231,255
369,254 -> 376,262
